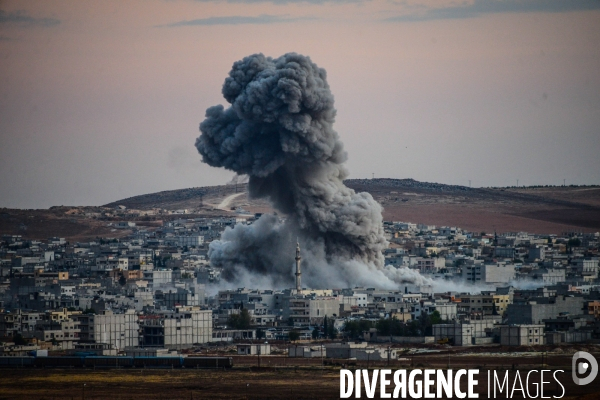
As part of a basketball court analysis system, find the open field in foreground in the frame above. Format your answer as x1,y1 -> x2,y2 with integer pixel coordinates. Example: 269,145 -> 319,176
1,350 -> 599,400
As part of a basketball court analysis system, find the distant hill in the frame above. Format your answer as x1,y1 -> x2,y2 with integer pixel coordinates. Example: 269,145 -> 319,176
104,178 -> 598,211
104,178 -> 600,234
2,179 -> 598,242
104,185 -> 220,210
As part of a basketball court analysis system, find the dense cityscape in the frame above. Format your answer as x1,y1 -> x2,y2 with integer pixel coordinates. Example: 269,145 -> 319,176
1,211 -> 598,363
2,0 -> 599,397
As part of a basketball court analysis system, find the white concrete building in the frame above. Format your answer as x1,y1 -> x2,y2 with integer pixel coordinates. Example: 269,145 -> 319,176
60,285 -> 76,297
433,320 -> 497,346
463,263 -> 515,285
283,295 -> 340,326
144,269 -> 172,288
237,343 -> 270,355
177,235 -> 204,247
117,258 -> 129,270
140,308 -> 212,350
573,258 -> 599,280
416,257 -> 446,273
77,309 -> 139,350
421,300 -> 457,321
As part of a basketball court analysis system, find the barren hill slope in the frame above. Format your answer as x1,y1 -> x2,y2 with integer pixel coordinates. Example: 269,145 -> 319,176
104,178 -> 600,234
2,179 -> 598,242
346,179 -> 600,234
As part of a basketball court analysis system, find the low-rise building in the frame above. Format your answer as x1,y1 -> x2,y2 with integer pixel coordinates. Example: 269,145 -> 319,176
458,293 -> 512,318
416,257 -> 445,273
528,246 -> 546,261
421,300 -> 457,321
288,345 -> 326,358
500,325 -> 545,346
237,343 -> 270,355
572,258 -> 599,281
143,269 -> 172,288
324,342 -> 397,360
462,263 -> 515,285
211,329 -> 256,342
506,295 -> 586,325
34,318 -> 81,350
433,320 -> 497,346
588,300 -> 600,320
282,295 -> 340,326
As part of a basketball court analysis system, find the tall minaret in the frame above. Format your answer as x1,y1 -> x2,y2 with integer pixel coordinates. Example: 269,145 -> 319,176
295,241 -> 302,294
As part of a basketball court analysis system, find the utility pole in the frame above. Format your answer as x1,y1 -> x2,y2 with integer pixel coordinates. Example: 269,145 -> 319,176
321,343 -> 324,373
387,346 -> 391,367
516,179 -> 519,187
366,350 -> 374,369
563,179 -> 566,186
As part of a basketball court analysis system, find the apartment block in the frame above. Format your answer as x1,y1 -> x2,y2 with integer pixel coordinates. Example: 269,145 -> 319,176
462,263 -> 515,284
140,307 -> 212,350
282,295 -> 340,326
76,309 -> 139,350
459,293 -> 512,317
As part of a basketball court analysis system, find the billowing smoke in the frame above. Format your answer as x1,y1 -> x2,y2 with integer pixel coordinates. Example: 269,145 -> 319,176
227,173 -> 249,185
195,53 -> 421,289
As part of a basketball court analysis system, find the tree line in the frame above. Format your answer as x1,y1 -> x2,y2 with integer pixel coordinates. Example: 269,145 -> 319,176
343,311 -> 443,339
229,307 -> 445,342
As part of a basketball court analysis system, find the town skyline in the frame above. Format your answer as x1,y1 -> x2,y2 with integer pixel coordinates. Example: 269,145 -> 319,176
2,2 -> 599,398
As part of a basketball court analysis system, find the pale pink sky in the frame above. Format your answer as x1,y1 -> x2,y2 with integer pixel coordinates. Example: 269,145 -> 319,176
1,0 -> 599,208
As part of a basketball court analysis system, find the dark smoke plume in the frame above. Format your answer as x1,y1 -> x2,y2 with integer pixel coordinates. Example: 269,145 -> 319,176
196,53 -> 427,289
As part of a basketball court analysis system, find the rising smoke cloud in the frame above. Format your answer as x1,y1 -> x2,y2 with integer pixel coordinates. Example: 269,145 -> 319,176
226,173 -> 249,186
196,53 -> 423,289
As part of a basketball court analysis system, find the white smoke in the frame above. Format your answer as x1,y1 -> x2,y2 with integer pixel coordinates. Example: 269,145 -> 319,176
227,174 -> 249,185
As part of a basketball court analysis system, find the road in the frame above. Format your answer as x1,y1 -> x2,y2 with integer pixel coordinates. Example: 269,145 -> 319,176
216,192 -> 246,211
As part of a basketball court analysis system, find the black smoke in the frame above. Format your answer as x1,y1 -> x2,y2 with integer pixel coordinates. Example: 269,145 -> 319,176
196,53 -> 425,289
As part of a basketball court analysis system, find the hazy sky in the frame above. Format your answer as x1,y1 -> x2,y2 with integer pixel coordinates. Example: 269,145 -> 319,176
1,0 -> 599,208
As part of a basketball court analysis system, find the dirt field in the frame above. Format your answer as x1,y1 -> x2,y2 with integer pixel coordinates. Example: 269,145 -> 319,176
347,179 -> 600,234
0,368 -> 340,400
1,349 -> 599,400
